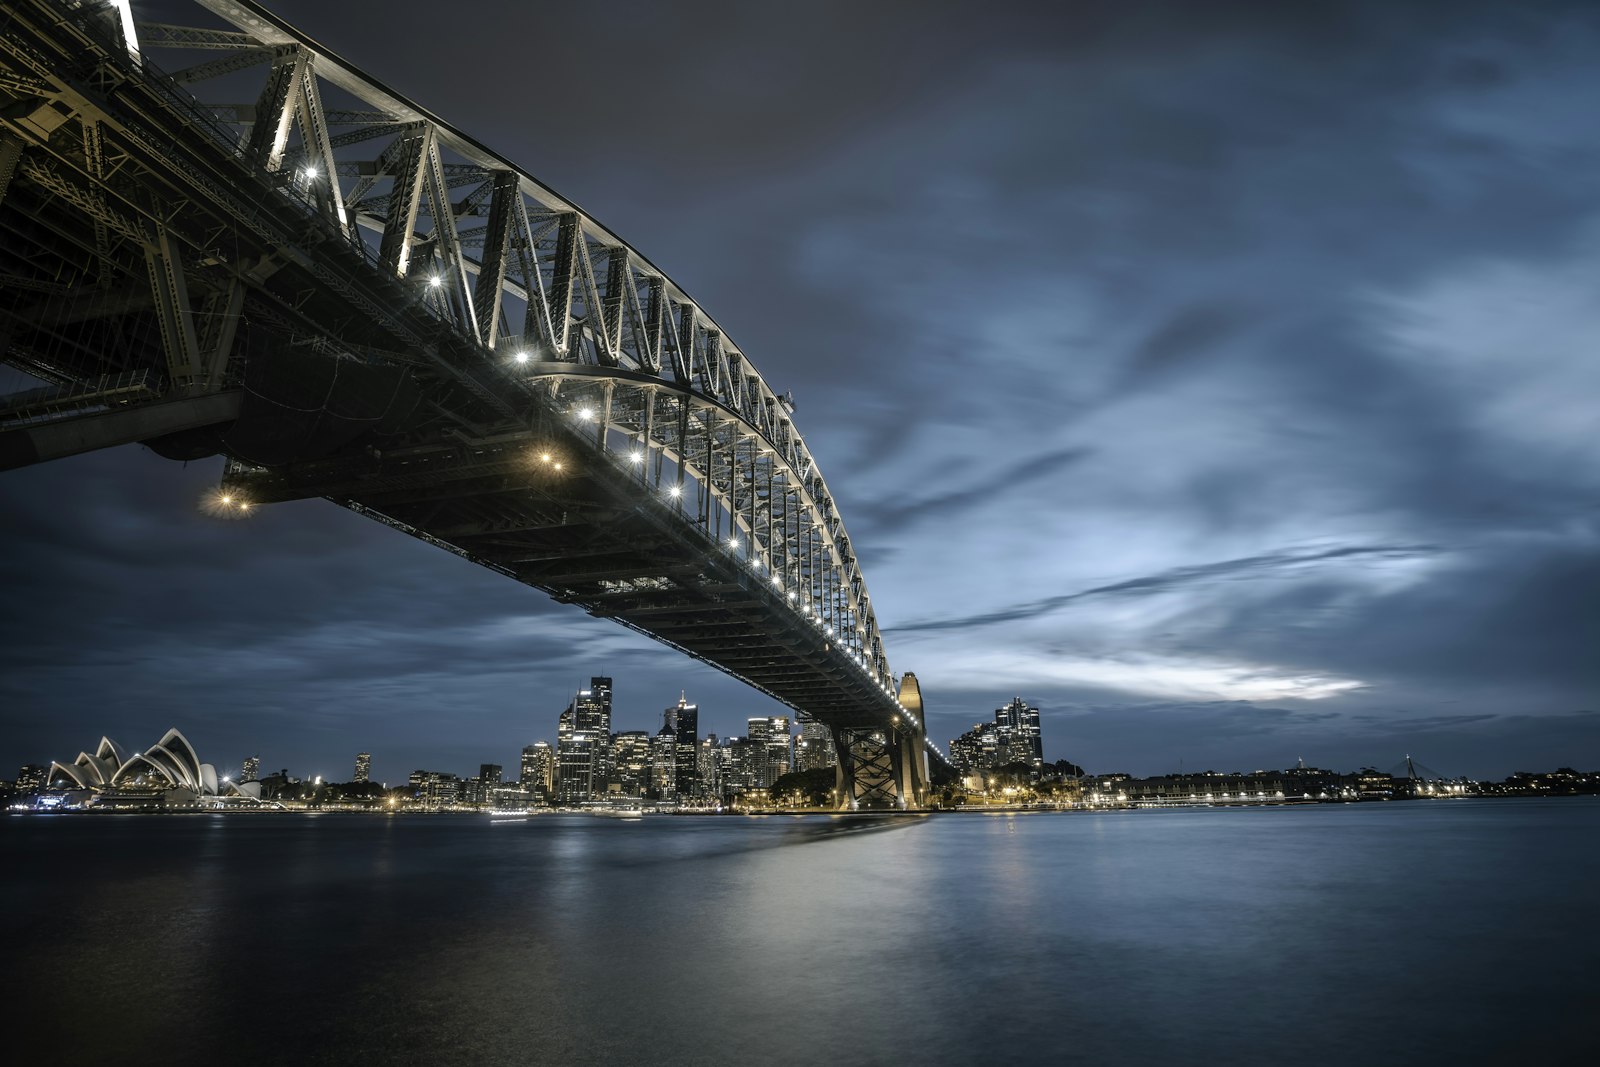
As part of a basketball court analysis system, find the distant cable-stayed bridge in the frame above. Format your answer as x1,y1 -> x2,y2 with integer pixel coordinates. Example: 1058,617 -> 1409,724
0,0 -> 951,808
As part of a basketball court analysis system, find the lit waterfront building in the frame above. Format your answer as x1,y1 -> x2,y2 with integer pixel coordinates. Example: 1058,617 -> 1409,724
557,705 -> 593,803
747,717 -> 792,788
557,677 -> 613,803
796,718 -> 836,772
697,735 -> 721,800
409,769 -> 460,806
354,752 -> 372,783
651,715 -> 677,799
613,731 -> 652,796
16,763 -> 47,793
520,742 -> 554,797
670,693 -> 700,798
949,696 -> 1045,778
472,763 -> 503,806
240,755 -> 260,783
720,735 -> 753,796
37,729 -> 268,809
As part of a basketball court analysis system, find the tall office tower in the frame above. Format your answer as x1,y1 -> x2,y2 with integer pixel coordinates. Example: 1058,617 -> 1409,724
949,698 -> 1045,777
669,692 -> 699,798
557,703 -> 595,803
697,735 -> 721,799
520,742 -> 554,796
571,677 -> 614,789
613,731 -> 652,796
797,718 -> 836,772
948,725 -> 990,773
15,764 -> 47,793
240,755 -> 261,783
995,697 -> 1044,774
722,736 -> 754,795
650,714 -> 678,799
747,716 -> 792,788
479,763 -> 502,790
354,752 -> 372,782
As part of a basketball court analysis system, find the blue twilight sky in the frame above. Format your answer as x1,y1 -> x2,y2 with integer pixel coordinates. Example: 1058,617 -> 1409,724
2,0 -> 1597,783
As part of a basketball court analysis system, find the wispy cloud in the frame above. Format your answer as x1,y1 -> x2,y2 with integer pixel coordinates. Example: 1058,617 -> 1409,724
889,544 -> 1444,634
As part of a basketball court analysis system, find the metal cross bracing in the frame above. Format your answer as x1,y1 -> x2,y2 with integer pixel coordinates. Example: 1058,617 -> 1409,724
0,0 -> 949,806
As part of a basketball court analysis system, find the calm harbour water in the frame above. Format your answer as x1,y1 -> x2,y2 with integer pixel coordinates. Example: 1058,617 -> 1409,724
4,799 -> 1595,1063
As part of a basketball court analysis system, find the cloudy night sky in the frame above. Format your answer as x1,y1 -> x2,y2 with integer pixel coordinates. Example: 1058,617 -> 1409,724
3,0 -> 1597,784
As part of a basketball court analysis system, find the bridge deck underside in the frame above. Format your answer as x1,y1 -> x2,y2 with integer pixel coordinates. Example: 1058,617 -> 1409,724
236,448 -> 890,728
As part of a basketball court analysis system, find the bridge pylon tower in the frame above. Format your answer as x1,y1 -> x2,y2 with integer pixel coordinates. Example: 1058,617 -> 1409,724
832,671 -> 929,811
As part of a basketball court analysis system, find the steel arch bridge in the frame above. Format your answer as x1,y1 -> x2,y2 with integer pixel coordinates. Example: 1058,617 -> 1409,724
0,0 -> 949,807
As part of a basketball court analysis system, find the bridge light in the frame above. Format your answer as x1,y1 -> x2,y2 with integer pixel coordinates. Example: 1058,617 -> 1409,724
787,591 -> 796,601
554,462 -> 564,471
302,164 -> 318,180
577,406 -> 595,421
428,275 -> 443,289
239,502 -> 252,512
220,494 -> 232,505
513,350 -> 530,364
539,452 -> 552,464
628,451 -> 644,464
728,537 -> 739,548
668,485 -> 682,498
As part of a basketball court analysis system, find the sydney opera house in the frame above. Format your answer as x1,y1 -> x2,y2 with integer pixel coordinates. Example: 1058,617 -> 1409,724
46,728 -> 261,808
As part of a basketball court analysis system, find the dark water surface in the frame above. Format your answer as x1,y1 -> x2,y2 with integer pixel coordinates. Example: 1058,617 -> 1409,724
4,800 -> 1595,1063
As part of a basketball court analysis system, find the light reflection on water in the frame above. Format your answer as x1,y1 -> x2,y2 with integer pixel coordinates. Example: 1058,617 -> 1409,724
3,800 -> 1594,1063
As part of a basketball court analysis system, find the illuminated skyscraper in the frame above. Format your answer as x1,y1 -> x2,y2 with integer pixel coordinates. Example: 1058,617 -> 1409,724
697,735 -> 721,799
520,742 -> 554,796
613,731 -> 651,796
556,677 -> 613,803
796,718 -> 836,772
949,697 -> 1044,777
747,716 -> 792,788
240,755 -> 261,783
651,715 -> 677,799
670,693 -> 699,798
354,752 -> 372,783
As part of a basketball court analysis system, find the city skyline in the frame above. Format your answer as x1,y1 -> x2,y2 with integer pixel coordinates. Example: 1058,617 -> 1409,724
3,0 -> 1598,781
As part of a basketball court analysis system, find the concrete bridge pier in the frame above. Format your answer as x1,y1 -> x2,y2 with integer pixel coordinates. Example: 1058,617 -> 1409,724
830,672 -> 931,811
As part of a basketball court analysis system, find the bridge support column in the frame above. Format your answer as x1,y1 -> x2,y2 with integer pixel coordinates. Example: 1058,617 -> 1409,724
895,672 -> 931,809
832,728 -> 899,810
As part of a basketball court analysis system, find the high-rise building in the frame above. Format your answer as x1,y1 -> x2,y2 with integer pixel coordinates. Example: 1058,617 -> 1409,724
697,735 -> 721,800
719,736 -> 752,796
650,717 -> 678,799
949,697 -> 1044,777
557,704 -> 593,803
520,742 -> 554,796
747,716 -> 792,788
613,731 -> 652,796
15,764 -> 46,793
796,718 -> 836,772
240,755 -> 261,783
409,769 -> 460,805
670,692 -> 699,798
354,752 -> 372,783
556,677 -> 613,802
